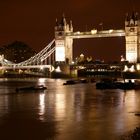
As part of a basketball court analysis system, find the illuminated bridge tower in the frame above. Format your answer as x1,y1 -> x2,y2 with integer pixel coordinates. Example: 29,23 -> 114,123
55,15 -> 73,64
125,12 -> 140,63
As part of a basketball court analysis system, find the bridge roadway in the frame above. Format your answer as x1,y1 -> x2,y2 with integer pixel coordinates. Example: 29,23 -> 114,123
65,29 -> 125,39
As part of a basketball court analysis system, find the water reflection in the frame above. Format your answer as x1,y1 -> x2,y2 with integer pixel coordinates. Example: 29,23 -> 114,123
0,79 -> 140,140
0,96 -> 8,117
55,94 -> 66,120
74,91 -> 85,122
38,94 -> 45,121
124,90 -> 138,107
37,78 -> 46,85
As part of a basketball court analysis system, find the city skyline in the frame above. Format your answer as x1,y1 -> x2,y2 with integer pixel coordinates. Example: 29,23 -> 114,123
0,0 -> 140,61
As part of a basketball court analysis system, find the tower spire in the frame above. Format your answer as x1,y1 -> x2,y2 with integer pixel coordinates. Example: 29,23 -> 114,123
70,20 -> 73,32
60,13 -> 66,26
55,18 -> 58,26
129,0 -> 135,11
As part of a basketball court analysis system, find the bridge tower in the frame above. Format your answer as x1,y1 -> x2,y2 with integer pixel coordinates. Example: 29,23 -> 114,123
125,12 -> 140,63
55,15 -> 73,64
54,15 -> 73,64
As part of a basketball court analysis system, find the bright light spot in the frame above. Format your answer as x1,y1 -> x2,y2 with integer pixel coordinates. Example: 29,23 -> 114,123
126,53 -> 137,63
50,66 -> 55,72
77,31 -> 80,34
55,66 -> 61,72
40,66 -> 44,70
123,65 -> 129,72
129,65 -> 135,72
79,66 -> 85,69
91,29 -> 97,34
55,40 -> 65,61
0,54 -> 4,61
131,79 -> 135,83
109,29 -> 113,33
18,69 -> 23,74
121,55 -> 125,61
136,64 -> 140,71
80,53 -> 84,58
55,47 -> 65,61
71,61 -> 75,64
124,65 -> 135,72
38,78 -> 46,84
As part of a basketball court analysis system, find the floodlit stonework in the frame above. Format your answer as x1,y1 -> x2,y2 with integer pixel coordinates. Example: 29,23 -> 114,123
125,12 -> 140,63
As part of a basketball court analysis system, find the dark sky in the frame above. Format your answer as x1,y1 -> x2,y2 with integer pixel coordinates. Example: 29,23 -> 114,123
0,0 -> 140,61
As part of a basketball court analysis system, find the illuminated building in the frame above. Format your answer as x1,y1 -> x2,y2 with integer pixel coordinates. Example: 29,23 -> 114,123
125,12 -> 140,63
54,15 -> 73,64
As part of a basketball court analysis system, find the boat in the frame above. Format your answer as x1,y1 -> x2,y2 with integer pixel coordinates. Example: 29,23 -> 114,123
16,85 -> 47,92
96,79 -> 140,90
96,78 -> 118,89
63,78 -> 94,85
96,81 -> 117,89
63,79 -> 77,85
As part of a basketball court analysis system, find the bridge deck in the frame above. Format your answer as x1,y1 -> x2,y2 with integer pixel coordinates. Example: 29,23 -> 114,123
0,65 -> 52,69
66,29 -> 125,39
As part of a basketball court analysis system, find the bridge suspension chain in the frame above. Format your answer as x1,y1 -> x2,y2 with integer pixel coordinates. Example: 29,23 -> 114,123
13,39 -> 55,66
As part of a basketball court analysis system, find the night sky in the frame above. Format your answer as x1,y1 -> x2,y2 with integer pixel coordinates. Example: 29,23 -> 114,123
0,0 -> 140,61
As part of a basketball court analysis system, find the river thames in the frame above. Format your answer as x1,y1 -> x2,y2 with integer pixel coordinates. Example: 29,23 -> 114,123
0,78 -> 140,140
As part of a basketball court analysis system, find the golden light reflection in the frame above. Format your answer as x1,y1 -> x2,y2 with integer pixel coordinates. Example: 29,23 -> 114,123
114,90 -> 140,132
122,90 -> 139,126
73,90 -> 85,122
123,90 -> 137,108
55,94 -> 66,120
0,96 -> 9,117
38,78 -> 46,84
39,94 -> 45,121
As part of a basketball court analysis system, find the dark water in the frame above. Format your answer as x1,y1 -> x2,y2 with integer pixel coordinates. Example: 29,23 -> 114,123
0,78 -> 140,140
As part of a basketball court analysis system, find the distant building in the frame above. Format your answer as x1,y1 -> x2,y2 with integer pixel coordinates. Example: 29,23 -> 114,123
0,41 -> 36,63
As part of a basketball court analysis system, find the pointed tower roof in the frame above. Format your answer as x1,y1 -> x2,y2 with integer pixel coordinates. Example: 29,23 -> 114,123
125,13 -> 130,21
55,18 -> 59,26
70,20 -> 73,32
131,11 -> 136,20
60,13 -> 66,26
134,12 -> 139,21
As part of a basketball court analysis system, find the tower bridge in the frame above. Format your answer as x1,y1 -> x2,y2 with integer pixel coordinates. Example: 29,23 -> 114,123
55,12 -> 140,64
0,12 -> 140,73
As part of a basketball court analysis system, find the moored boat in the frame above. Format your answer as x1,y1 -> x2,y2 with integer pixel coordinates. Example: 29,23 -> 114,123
96,79 -> 140,90
63,78 -> 95,85
63,79 -> 78,85
16,85 -> 47,92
